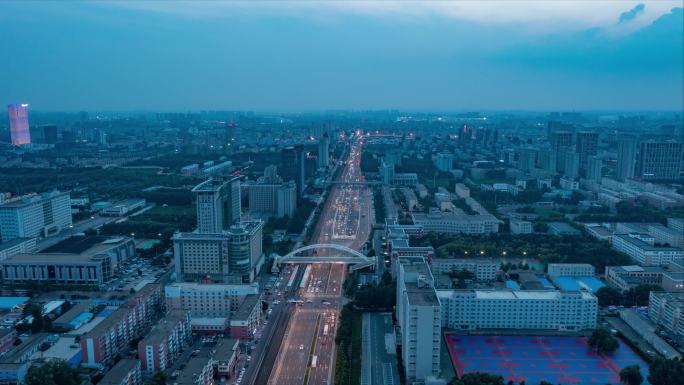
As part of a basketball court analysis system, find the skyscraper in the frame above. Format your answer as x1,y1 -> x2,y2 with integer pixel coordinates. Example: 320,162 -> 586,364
575,131 -> 598,177
616,137 -> 638,181
281,145 -> 306,197
585,156 -> 603,182
317,132 -> 329,169
637,141 -> 684,181
192,176 -> 241,233
7,103 -> 31,146
517,148 -> 537,173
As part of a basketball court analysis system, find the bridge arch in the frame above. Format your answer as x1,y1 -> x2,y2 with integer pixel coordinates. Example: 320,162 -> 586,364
275,243 -> 374,271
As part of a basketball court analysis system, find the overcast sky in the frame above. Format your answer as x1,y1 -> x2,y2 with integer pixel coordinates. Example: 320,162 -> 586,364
0,1 -> 682,112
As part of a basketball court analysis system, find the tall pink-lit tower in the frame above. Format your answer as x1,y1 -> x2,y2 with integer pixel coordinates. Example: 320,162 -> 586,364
7,103 -> 31,146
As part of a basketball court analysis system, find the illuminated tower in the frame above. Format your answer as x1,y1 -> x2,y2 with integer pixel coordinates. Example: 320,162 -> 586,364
7,103 -> 31,146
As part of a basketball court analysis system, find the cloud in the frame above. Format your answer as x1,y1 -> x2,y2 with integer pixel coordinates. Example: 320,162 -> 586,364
618,3 -> 646,23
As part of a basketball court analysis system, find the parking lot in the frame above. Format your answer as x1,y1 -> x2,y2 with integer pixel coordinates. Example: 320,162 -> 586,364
105,255 -> 168,292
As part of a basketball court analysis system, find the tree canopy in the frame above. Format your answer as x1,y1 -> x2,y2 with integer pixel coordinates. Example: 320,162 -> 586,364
588,328 -> 619,355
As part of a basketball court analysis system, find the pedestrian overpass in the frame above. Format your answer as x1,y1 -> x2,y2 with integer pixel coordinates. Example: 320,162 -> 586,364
273,243 -> 375,272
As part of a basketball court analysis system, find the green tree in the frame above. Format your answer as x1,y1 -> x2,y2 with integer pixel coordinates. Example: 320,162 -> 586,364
596,286 -> 623,307
588,328 -> 619,355
620,365 -> 643,385
449,372 -> 505,385
624,284 -> 663,307
24,361 -> 80,385
647,357 -> 684,385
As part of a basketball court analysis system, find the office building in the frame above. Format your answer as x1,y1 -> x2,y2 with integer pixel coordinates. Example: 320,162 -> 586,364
437,289 -> 597,331
648,292 -> 684,339
7,104 -> 30,146
281,145 -> 306,197
0,191 -> 72,242
435,152 -> 454,172
430,258 -> 498,281
575,131 -> 598,177
612,233 -> 684,266
562,150 -> 580,179
138,310 -> 192,374
617,137 -> 638,181
380,162 -> 395,185
193,177 -> 241,233
668,218 -> 684,233
648,223 -> 684,248
396,257 -> 441,382
637,141 -> 684,181
551,130 -> 573,152
173,220 -> 264,284
411,211 -> 500,234
318,132 -> 329,169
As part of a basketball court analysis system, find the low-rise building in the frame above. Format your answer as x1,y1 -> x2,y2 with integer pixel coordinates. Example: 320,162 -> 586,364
0,362 -> 29,385
547,222 -> 581,236
430,258 -> 498,281
509,219 -> 533,234
547,263 -> 595,277
438,289 -> 597,331
648,292 -> 684,339
604,265 -> 669,290
101,199 -> 146,216
0,238 -> 37,261
411,211 -> 500,235
213,338 -> 239,378
165,282 -> 258,315
612,233 -> 684,266
175,351 -> 215,385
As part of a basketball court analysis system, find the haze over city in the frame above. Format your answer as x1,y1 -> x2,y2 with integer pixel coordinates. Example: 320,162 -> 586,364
0,2 -> 683,385
0,1 -> 682,111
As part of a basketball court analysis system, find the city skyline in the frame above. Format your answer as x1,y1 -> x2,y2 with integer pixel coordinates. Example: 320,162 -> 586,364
1,1 -> 682,112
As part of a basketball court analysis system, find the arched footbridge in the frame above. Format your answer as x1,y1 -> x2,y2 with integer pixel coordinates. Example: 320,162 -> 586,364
274,243 -> 375,271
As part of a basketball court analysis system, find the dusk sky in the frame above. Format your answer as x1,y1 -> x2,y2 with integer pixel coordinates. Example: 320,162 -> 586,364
1,1 -> 682,112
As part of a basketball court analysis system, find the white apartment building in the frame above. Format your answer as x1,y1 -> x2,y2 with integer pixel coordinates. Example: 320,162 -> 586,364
247,182 -> 296,218
648,292 -> 684,339
165,282 -> 259,315
547,263 -> 595,277
437,289 -> 597,331
396,257 -> 441,382
0,191 -> 72,242
612,233 -> 684,266
648,224 -> 684,248
138,310 -> 192,374
430,258 -> 498,281
411,211 -> 500,234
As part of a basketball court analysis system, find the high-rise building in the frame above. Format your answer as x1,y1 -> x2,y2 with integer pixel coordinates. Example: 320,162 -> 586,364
248,181 -> 296,218
0,191 -> 72,242
562,150 -> 580,179
536,149 -> 557,172
192,177 -> 241,233
173,220 -> 264,284
41,125 -> 58,144
575,131 -> 598,177
517,148 -> 537,173
281,145 -> 305,197
434,152 -> 454,172
7,104 -> 31,146
585,156 -> 602,182
616,137 -> 638,181
550,130 -> 573,150
317,132 -> 330,169
637,141 -> 684,181
396,257 -> 441,382
380,162 -> 395,185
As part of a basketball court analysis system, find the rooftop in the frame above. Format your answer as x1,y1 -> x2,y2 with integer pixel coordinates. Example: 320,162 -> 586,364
140,310 -> 188,346
99,359 -> 140,385
232,294 -> 260,321
0,238 -> 36,252
404,283 -> 440,306
0,191 -> 68,209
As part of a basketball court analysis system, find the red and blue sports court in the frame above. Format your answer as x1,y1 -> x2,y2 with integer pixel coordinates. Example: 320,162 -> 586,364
445,334 -> 651,385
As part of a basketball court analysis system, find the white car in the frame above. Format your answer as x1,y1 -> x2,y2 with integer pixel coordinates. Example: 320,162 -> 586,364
299,344 -> 304,350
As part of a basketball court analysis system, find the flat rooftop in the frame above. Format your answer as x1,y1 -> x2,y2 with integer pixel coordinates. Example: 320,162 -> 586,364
405,284 -> 440,306
99,359 -> 140,385
232,294 -> 260,321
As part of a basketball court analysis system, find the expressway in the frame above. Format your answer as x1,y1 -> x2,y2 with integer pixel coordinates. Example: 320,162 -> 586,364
267,135 -> 374,385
